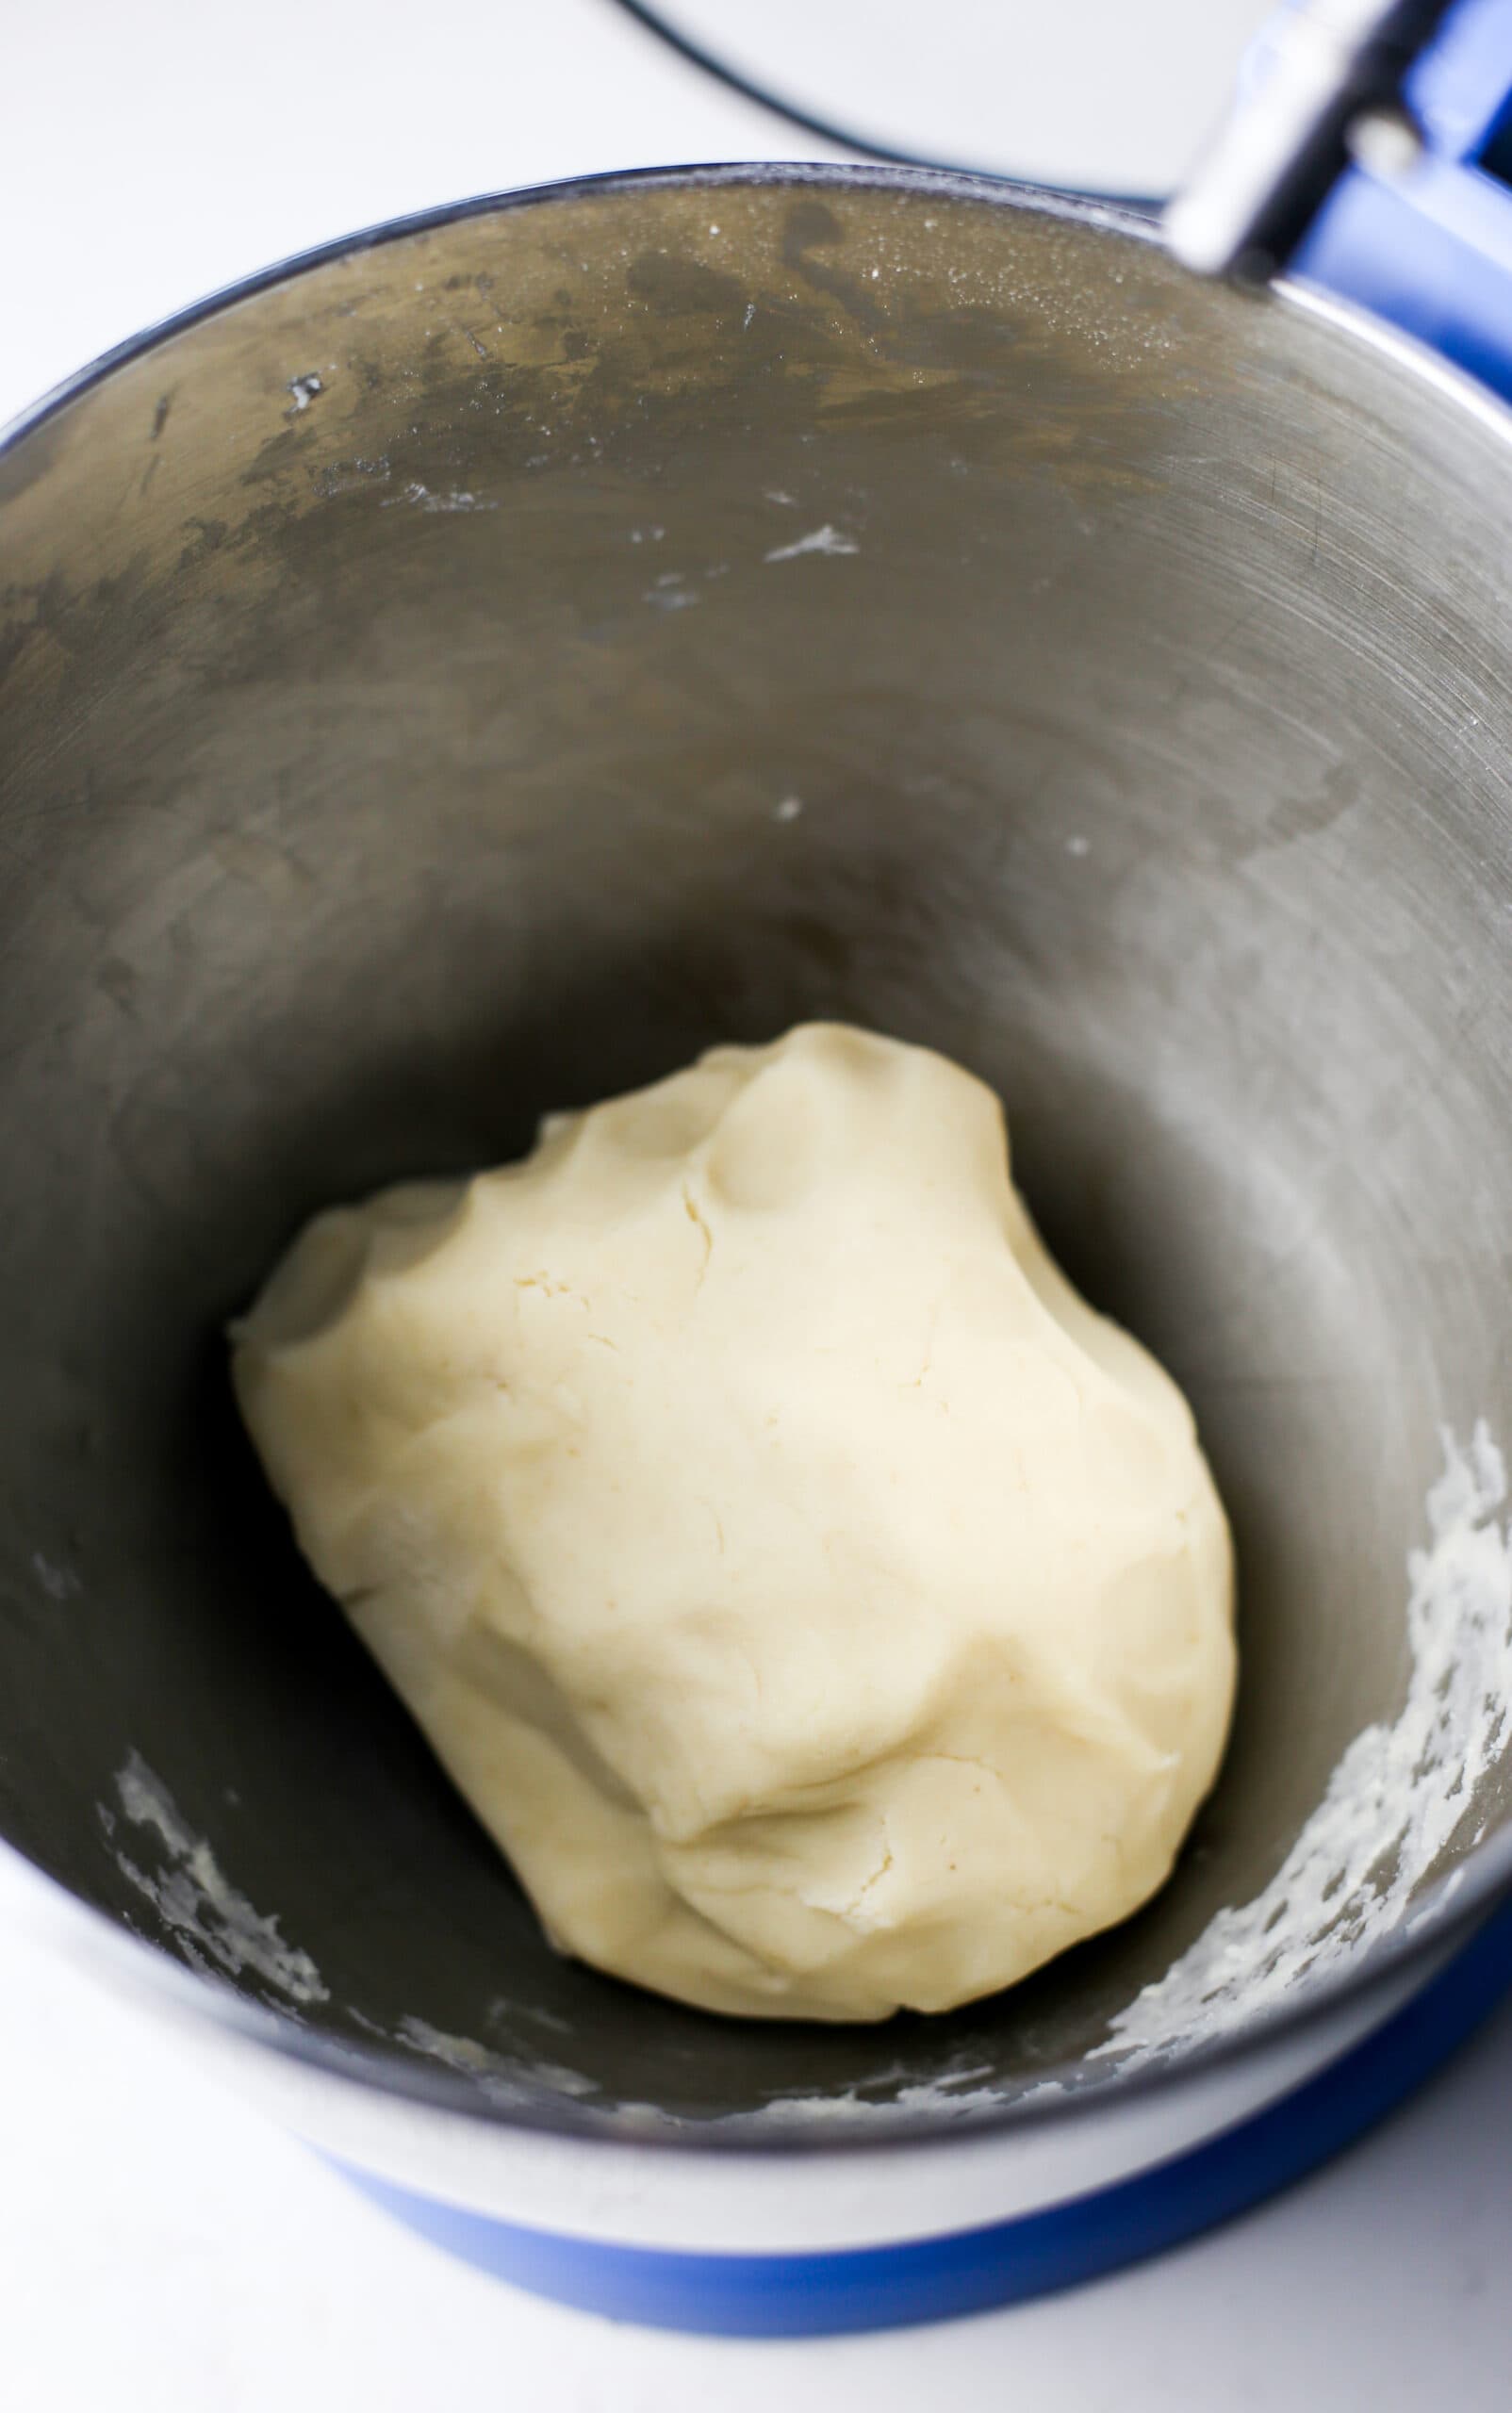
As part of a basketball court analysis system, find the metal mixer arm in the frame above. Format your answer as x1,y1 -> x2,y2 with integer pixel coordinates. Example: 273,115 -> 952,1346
1169,0 -> 1512,405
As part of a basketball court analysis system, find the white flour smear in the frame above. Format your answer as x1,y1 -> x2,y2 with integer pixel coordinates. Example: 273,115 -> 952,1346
385,2015 -> 598,2107
106,1752 -> 328,2006
1096,1420 -> 1512,2066
721,2067 -> 1006,2134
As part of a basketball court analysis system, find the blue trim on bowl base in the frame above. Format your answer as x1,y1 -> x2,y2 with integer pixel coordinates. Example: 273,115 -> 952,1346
331,1901 -> 1512,2336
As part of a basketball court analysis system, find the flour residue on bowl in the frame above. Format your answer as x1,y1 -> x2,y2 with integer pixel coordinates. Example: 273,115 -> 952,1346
1095,1420 -> 1512,2068
720,2063 -> 1008,2134
357,2011 -> 600,2109
763,523 -> 860,563
103,1751 -> 327,2006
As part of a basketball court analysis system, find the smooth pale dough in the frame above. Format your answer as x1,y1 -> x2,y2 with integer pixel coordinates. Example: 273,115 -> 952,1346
233,1025 -> 1235,2022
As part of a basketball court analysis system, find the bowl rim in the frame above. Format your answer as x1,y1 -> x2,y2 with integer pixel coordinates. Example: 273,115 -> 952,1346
6,156 -> 1512,2159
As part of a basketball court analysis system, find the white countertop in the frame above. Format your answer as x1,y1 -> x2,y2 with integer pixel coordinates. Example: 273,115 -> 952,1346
6,7 -> 1512,2405
7,1912 -> 1512,2411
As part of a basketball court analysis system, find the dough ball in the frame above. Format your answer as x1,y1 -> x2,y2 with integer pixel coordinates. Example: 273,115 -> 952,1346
233,1025 -> 1234,2022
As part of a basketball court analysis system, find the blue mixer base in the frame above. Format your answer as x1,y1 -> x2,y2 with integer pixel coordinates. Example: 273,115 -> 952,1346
333,1901 -> 1512,2336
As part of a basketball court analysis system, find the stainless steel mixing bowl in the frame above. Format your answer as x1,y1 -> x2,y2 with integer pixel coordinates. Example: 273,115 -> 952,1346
5,165 -> 1512,2327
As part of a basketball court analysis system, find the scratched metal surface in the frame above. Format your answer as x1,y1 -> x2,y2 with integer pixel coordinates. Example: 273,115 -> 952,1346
3,171 -> 1512,2136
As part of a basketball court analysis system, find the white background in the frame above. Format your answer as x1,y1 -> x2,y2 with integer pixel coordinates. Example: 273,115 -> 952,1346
5,5 -> 1512,2406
